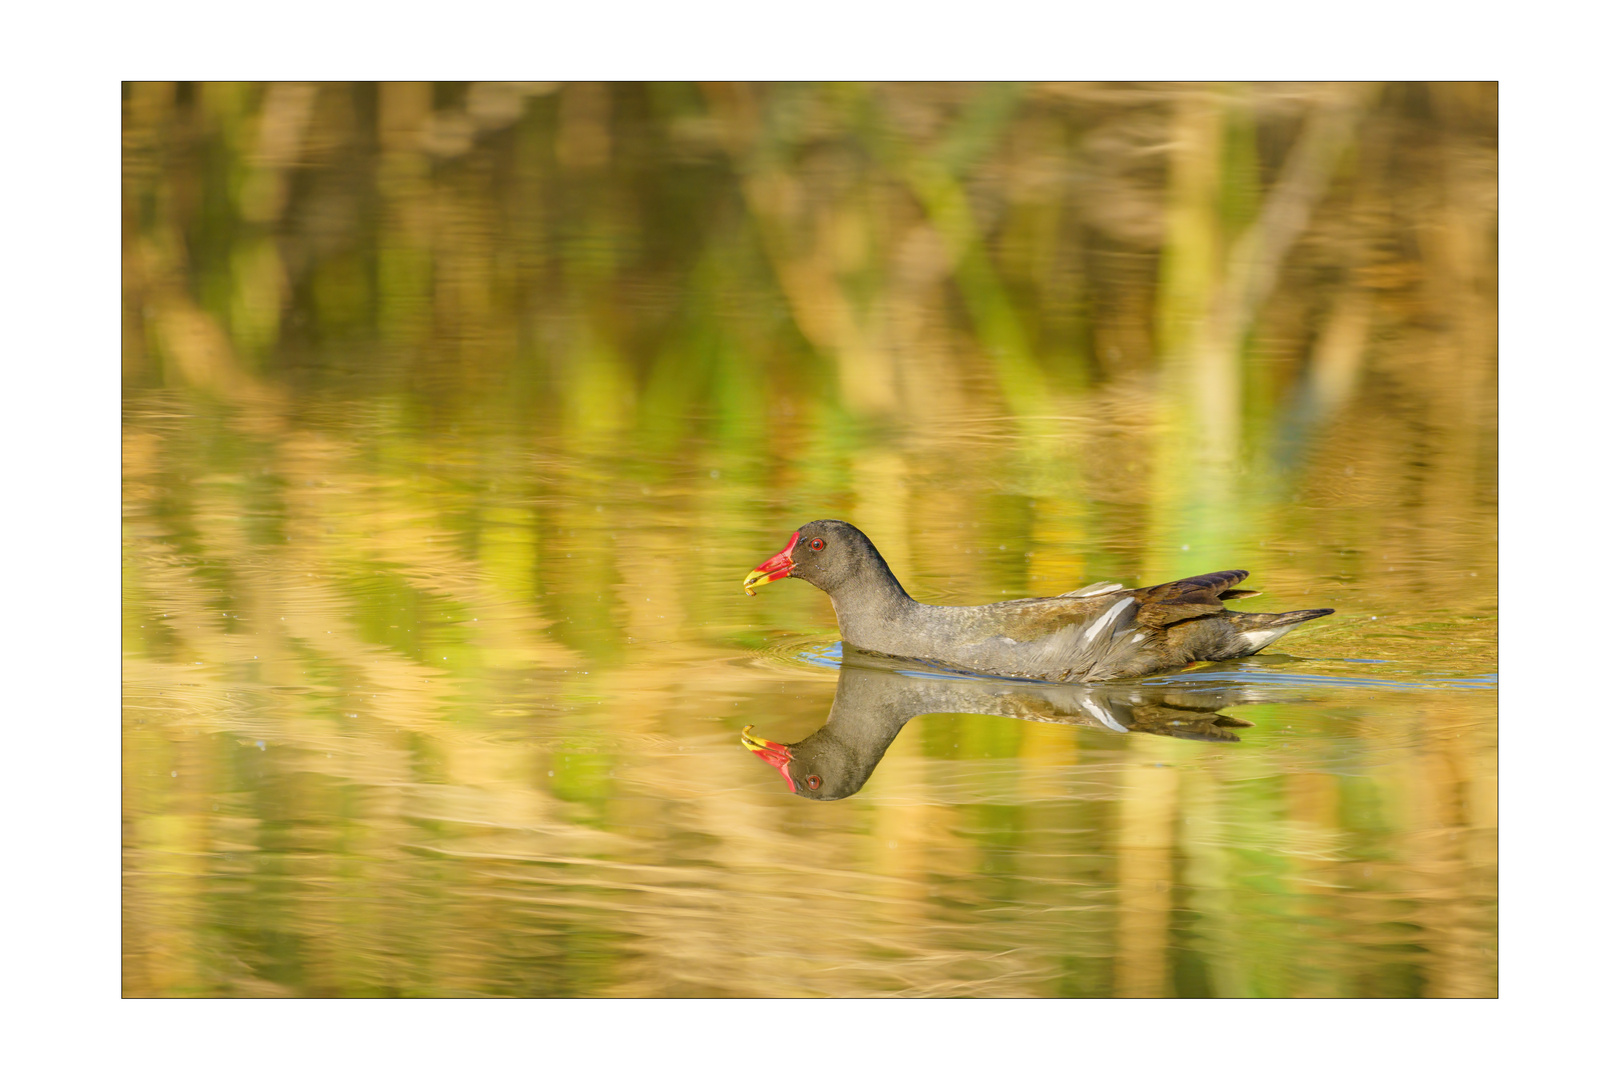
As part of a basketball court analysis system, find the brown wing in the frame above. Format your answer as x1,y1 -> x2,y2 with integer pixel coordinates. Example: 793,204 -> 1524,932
1133,570 -> 1250,628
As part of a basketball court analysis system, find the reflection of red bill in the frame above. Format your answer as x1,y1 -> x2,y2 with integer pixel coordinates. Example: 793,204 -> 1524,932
743,531 -> 800,595
741,726 -> 795,792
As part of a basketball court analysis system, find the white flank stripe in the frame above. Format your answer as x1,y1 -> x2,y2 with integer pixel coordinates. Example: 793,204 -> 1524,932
1083,597 -> 1134,646
1241,628 -> 1287,649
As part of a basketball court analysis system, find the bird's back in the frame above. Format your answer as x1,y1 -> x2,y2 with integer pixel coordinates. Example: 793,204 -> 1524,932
840,570 -> 1330,682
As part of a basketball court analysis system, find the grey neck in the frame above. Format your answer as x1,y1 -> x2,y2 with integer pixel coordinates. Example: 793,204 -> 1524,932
826,564 -> 917,652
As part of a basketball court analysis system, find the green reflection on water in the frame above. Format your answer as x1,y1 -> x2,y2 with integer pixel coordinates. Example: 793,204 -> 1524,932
123,81 -> 1495,998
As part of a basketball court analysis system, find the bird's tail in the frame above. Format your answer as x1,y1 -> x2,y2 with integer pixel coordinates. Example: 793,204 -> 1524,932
1228,607 -> 1334,654
1253,607 -> 1335,628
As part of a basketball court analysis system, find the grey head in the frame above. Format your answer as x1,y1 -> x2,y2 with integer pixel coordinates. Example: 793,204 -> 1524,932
743,520 -> 910,604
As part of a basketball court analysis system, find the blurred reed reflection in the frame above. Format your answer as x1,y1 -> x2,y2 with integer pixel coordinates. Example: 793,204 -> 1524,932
122,81 -> 1495,997
123,82 -> 1494,459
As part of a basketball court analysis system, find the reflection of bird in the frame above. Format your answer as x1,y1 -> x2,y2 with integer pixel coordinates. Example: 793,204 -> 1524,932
742,658 -> 1263,801
744,520 -> 1332,682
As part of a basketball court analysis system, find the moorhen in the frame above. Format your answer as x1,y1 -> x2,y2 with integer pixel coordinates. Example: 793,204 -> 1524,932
743,520 -> 1332,683
742,656 -> 1265,800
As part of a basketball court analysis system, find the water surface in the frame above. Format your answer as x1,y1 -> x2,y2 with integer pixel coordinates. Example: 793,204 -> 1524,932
122,81 -> 1496,997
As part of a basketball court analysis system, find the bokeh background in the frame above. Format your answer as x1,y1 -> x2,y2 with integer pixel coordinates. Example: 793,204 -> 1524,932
122,82 -> 1496,997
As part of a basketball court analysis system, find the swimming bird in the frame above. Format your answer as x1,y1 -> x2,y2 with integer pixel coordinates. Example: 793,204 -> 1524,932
742,519 -> 1332,683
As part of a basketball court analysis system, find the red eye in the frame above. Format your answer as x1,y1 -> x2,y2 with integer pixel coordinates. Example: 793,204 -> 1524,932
806,775 -> 822,790
809,538 -> 825,551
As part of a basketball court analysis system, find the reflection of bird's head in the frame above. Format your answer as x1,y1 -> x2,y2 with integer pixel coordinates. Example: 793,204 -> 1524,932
741,724 -> 877,801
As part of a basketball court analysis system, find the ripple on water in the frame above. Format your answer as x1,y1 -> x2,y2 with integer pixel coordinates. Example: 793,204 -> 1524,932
1142,658 -> 1497,694
766,643 -> 1495,695
731,634 -> 843,675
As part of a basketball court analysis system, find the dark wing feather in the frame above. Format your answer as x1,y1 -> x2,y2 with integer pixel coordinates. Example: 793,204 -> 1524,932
1133,570 -> 1249,628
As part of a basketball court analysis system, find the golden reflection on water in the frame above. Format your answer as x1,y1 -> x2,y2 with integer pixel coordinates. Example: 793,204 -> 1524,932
122,81 -> 1495,997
